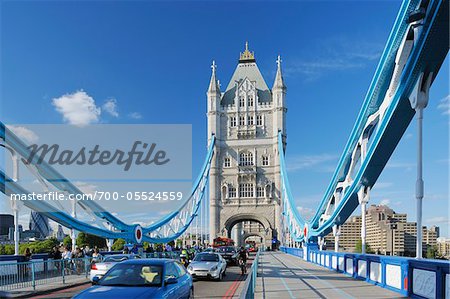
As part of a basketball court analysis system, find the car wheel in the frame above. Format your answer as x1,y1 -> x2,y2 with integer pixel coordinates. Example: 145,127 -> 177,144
218,270 -> 223,281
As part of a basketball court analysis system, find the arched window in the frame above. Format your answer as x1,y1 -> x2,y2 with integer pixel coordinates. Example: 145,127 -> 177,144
239,152 -> 253,166
224,157 -> 231,168
248,96 -> 254,107
239,97 -> 245,107
228,186 -> 236,198
256,115 -> 263,126
257,186 -> 264,197
239,183 -> 254,198
239,115 -> 245,126
230,116 -> 236,127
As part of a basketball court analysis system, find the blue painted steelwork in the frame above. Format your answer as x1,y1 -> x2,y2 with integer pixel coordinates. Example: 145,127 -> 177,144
0,121 -> 215,243
278,0 -> 449,242
281,246 -> 450,299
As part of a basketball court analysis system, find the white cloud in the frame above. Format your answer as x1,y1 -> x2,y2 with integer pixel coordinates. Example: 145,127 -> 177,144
7,126 -> 39,143
437,95 -> 450,115
379,198 -> 391,206
287,154 -> 338,172
74,181 -> 98,196
285,38 -> 383,80
297,206 -> 315,220
425,216 -> 450,225
102,99 -> 119,117
52,90 -> 101,127
385,161 -> 414,171
128,112 -> 142,119
374,182 -> 393,189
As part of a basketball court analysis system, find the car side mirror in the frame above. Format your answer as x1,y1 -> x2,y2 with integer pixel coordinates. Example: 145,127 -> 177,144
92,276 -> 101,285
165,277 -> 178,285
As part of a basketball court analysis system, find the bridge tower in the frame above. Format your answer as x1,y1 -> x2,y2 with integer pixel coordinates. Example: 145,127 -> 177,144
207,43 -> 287,249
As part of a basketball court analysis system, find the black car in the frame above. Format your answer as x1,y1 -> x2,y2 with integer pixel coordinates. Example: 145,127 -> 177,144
217,246 -> 238,264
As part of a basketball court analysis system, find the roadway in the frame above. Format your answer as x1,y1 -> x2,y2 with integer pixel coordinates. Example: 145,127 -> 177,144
255,251 -> 406,299
26,255 -> 254,299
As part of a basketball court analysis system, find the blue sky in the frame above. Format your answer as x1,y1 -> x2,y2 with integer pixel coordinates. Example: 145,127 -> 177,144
1,1 -> 448,236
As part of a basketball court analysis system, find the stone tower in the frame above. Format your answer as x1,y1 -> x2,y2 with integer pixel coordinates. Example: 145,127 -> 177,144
207,43 -> 287,248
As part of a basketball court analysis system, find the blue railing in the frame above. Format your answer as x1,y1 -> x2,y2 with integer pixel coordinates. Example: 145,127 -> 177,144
281,246 -> 450,299
0,257 -> 91,291
239,250 -> 261,299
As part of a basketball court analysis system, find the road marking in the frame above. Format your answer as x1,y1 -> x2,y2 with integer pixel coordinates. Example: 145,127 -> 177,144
222,275 -> 243,299
279,276 -> 296,299
281,253 -> 357,299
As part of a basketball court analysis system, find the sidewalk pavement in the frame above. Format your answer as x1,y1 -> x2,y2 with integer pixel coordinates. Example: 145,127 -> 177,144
8,276 -> 90,298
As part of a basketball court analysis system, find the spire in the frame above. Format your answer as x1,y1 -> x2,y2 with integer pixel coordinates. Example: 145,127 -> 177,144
208,60 -> 220,94
239,41 -> 256,63
272,55 -> 286,90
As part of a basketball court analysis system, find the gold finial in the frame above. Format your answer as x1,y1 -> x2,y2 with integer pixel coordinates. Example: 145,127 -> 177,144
239,41 -> 255,62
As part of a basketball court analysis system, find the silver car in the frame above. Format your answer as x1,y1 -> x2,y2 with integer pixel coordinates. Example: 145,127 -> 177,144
187,252 -> 226,280
89,254 -> 141,281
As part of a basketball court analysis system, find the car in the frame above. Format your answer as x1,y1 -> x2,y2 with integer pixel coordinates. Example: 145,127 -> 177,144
74,259 -> 193,299
217,246 -> 238,264
89,254 -> 141,281
203,247 -> 216,253
187,252 -> 226,280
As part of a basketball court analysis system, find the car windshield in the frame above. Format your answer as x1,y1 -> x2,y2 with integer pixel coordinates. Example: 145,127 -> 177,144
194,253 -> 219,262
99,264 -> 163,287
218,247 -> 235,253
104,255 -> 130,262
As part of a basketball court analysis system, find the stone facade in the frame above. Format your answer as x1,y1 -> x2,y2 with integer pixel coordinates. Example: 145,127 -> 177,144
207,44 -> 287,248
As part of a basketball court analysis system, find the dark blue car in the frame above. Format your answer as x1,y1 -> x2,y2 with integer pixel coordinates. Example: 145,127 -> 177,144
73,259 -> 193,299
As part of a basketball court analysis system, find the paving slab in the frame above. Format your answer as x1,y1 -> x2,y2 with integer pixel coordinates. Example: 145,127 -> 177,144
255,251 -> 407,299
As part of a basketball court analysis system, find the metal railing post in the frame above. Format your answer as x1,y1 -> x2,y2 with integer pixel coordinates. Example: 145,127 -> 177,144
61,260 -> 65,284
31,262 -> 36,291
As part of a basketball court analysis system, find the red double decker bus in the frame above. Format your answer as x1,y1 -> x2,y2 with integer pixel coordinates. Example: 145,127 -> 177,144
212,237 -> 235,248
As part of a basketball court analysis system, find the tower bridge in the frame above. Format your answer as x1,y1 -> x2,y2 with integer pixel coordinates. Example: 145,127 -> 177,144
0,0 -> 449,297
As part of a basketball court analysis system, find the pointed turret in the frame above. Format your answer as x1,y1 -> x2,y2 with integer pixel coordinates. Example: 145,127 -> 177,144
208,60 -> 221,95
272,55 -> 286,91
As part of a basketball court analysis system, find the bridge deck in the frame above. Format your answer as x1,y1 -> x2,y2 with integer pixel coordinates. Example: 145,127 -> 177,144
255,251 -> 406,299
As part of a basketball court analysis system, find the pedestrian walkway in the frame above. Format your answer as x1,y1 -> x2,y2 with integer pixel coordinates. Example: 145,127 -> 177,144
255,251 -> 406,299
9,276 -> 89,298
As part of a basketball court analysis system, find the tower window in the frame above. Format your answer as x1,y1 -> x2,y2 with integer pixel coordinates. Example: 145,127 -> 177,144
224,157 -> 231,168
257,186 -> 264,197
262,155 -> 269,166
230,116 -> 236,127
239,115 -> 245,126
248,116 -> 254,126
239,97 -> 245,107
228,186 -> 236,198
248,96 -> 254,107
239,152 -> 254,166
257,115 -> 263,126
239,183 -> 254,198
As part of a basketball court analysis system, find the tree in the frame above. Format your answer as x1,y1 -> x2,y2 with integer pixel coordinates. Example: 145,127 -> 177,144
76,232 -> 106,248
112,238 -> 126,251
63,236 -> 72,248
355,239 -> 374,254
426,245 -> 438,259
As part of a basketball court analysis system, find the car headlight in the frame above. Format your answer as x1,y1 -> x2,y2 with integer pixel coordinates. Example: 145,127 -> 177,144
210,265 -> 218,271
187,266 -> 193,271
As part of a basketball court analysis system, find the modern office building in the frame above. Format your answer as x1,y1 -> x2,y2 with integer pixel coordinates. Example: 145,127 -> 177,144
436,237 -> 450,259
29,211 -> 50,239
0,214 -> 14,236
325,204 -> 439,256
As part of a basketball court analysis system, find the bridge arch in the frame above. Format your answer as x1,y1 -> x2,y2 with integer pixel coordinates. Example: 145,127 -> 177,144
223,213 -> 272,237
